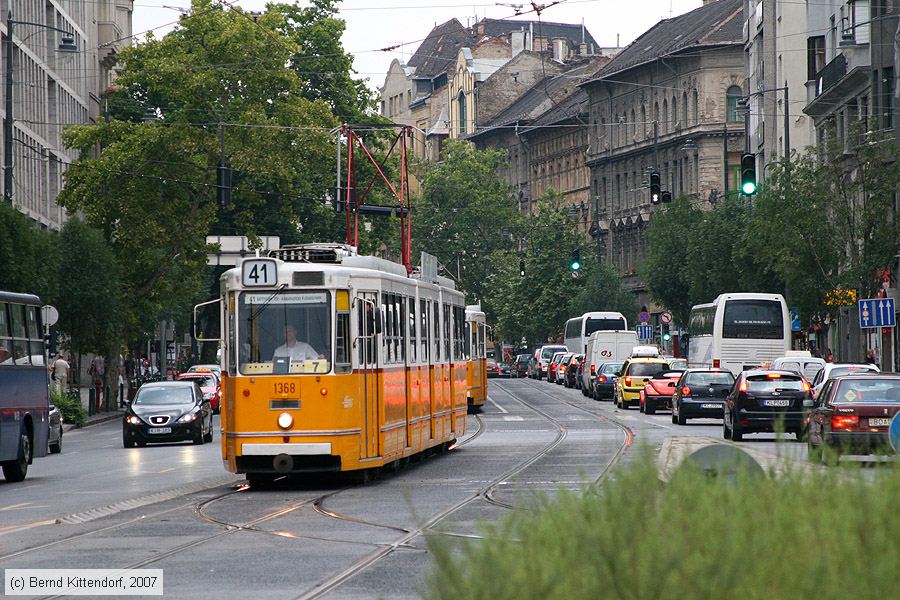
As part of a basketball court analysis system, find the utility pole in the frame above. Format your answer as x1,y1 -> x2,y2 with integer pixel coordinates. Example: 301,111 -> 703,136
723,121 -> 728,196
783,82 -> 790,162
4,12 -> 14,203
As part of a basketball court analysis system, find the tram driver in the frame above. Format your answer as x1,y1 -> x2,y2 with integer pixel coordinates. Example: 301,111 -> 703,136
272,324 -> 323,361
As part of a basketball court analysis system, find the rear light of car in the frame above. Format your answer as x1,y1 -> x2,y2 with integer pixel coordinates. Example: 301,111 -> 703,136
831,415 -> 859,430
802,381 -> 811,392
681,386 -> 691,396
738,380 -> 748,392
767,373 -> 782,378
624,377 -> 632,386
598,376 -> 607,383
712,359 -> 720,368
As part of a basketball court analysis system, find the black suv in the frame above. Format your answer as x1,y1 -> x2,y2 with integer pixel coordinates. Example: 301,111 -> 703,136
723,370 -> 810,441
514,354 -> 531,378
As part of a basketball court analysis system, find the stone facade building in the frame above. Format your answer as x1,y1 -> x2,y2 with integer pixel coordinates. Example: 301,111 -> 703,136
582,0 -> 746,302
1,0 -> 134,229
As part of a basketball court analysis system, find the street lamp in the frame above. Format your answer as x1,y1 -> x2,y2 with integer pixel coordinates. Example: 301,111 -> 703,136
4,11 -> 78,203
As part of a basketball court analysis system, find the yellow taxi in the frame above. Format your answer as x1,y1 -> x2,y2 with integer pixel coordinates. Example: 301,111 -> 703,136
615,357 -> 671,409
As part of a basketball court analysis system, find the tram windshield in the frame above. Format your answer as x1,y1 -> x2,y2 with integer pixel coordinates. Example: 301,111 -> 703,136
238,291 -> 332,374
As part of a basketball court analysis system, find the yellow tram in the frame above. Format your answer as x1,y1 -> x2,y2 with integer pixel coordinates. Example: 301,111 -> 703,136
209,244 -> 469,483
465,305 -> 487,412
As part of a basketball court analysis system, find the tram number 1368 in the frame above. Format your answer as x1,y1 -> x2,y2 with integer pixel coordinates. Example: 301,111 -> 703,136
242,259 -> 278,287
274,382 -> 296,395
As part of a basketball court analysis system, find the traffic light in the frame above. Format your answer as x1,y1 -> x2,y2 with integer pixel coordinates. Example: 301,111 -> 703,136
519,258 -> 526,277
569,248 -> 581,272
740,153 -> 757,195
661,324 -> 671,342
649,170 -> 661,204
661,191 -> 672,203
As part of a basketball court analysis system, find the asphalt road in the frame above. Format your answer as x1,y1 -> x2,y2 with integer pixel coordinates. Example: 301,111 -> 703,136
0,377 -> 854,599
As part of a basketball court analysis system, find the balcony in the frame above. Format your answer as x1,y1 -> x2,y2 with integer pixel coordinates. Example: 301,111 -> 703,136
817,54 -> 847,98
805,48 -> 871,121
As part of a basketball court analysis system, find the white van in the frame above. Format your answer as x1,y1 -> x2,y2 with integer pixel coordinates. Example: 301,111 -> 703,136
582,331 -> 639,390
771,356 -> 826,381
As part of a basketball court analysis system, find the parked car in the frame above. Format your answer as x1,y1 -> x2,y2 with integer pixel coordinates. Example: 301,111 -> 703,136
487,358 -> 501,378
177,372 -> 221,414
806,373 -> 900,463
639,370 -> 683,414
811,363 -> 880,398
593,361 -> 624,401
497,362 -> 512,377
723,370 -> 810,441
563,354 -> 584,388
671,369 -> 735,425
514,354 -> 531,378
123,381 -> 213,448
47,403 -> 62,454
531,345 -> 567,379
615,357 -> 670,409
547,351 -> 566,384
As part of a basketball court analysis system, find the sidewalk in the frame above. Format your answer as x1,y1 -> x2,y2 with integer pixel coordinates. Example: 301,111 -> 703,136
62,409 -> 124,433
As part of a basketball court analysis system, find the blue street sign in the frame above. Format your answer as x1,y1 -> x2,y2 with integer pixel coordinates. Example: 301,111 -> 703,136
890,413 -> 900,454
789,307 -> 801,332
636,324 -> 653,340
858,298 -> 896,329
638,311 -> 651,323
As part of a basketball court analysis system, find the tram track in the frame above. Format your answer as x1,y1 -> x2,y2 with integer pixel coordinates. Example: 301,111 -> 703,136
296,380 -> 616,600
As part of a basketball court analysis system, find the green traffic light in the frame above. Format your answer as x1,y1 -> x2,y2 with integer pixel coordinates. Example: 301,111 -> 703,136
662,333 -> 671,341
571,261 -> 581,271
742,181 -> 757,195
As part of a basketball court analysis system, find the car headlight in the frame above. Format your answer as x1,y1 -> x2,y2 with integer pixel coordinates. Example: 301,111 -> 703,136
127,415 -> 143,425
177,412 -> 198,423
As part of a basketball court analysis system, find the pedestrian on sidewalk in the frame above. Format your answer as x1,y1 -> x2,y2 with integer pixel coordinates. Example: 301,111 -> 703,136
51,353 -> 70,394
89,355 -> 105,408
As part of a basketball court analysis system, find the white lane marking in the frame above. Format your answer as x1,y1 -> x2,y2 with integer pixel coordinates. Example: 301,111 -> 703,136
0,503 -> 32,511
502,416 -> 524,421
157,468 -> 176,474
487,396 -> 509,414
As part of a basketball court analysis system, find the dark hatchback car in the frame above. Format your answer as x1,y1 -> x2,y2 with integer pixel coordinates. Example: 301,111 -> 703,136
123,381 -> 213,448
514,354 -> 531,378
671,369 -> 735,425
806,374 -> 900,463
593,361 -> 624,401
723,370 -> 810,441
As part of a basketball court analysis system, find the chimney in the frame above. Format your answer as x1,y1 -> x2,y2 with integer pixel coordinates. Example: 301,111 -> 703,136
553,38 -> 567,62
511,30 -> 526,56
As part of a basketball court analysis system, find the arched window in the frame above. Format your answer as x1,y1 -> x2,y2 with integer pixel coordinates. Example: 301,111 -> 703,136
662,99 -> 668,133
640,105 -> 646,139
682,91 -> 688,125
457,91 -> 467,135
654,102 -> 660,127
672,96 -> 678,129
629,109 -> 635,141
726,85 -> 743,122
692,90 -> 699,124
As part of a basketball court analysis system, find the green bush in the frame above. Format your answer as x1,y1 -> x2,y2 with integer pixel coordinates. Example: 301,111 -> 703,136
427,452 -> 899,600
50,388 -> 86,428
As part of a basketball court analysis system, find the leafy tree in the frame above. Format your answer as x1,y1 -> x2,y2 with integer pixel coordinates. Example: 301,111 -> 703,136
747,129 -> 900,321
413,141 -> 524,316
0,202 -> 57,301
54,219 -> 121,356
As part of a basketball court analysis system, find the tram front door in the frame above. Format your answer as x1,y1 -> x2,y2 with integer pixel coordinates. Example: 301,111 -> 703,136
357,294 -> 380,460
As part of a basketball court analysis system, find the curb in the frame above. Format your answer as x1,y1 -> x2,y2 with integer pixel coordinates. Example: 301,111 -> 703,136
63,411 -> 125,432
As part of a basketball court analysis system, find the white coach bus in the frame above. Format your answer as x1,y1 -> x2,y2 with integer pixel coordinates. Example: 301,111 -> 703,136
686,293 -> 790,376
564,311 -> 628,354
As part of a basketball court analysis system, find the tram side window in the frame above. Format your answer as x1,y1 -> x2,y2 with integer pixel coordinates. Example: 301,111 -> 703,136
470,323 -> 477,360
420,298 -> 429,361
382,295 -> 394,364
478,324 -> 486,359
335,310 -> 351,374
442,304 -> 451,360
409,297 -> 417,363
397,296 -> 406,363
357,300 -> 377,366
432,301 -> 441,361
454,306 -> 466,360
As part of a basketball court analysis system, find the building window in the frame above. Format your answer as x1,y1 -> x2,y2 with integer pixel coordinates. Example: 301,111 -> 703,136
807,36 -> 826,81
726,85 -> 743,122
457,91 -> 467,136
671,96 -> 678,129
682,91 -> 688,126
692,90 -> 699,124
662,99 -> 668,133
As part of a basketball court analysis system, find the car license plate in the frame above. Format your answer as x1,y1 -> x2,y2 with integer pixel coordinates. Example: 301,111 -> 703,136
148,427 -> 172,434
868,418 -> 891,427
763,400 -> 791,407
701,403 -> 721,409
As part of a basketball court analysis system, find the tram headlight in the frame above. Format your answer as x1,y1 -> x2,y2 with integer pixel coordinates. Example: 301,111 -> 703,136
277,412 -> 293,430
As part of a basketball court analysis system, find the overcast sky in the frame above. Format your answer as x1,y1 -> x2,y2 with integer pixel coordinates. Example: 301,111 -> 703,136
132,0 -> 703,91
